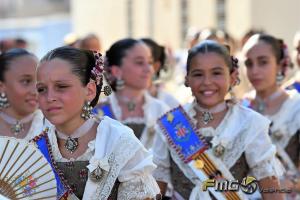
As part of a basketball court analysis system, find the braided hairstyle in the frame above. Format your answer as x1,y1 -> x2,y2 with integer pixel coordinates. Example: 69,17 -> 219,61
40,46 -> 103,107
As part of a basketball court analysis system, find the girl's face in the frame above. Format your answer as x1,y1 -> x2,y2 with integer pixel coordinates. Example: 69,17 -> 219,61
245,41 -> 279,92
186,52 -> 235,108
37,58 -> 95,129
0,55 -> 38,117
112,43 -> 154,90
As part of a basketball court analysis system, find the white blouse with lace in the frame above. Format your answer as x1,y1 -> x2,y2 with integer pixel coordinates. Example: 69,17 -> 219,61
153,101 -> 283,200
265,90 -> 300,149
47,116 -> 160,200
98,91 -> 169,149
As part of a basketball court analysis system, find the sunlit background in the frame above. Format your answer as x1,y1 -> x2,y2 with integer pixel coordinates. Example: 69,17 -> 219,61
1,0 -> 299,58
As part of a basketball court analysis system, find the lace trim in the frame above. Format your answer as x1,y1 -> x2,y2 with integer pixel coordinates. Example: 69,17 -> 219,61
93,133 -> 141,199
122,117 -> 145,124
152,165 -> 171,184
117,175 -> 160,199
267,90 -> 300,148
251,158 -> 282,180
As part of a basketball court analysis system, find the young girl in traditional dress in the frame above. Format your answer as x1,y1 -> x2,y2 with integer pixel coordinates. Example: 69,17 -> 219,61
0,48 -> 44,140
93,38 -> 169,149
35,46 -> 160,199
141,38 -> 179,109
153,40 -> 283,200
243,34 -> 300,198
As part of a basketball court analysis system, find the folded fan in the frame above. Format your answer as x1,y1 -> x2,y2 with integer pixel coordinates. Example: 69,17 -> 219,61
0,136 -> 57,200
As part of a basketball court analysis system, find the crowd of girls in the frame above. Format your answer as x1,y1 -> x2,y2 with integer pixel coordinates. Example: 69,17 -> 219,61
0,30 -> 299,199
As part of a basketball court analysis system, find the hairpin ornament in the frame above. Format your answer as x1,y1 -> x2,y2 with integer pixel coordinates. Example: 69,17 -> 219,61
91,51 -> 104,86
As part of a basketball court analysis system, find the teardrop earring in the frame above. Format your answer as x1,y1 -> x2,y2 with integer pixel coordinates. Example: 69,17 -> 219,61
81,101 -> 92,120
115,78 -> 125,91
276,71 -> 284,85
0,92 -> 9,109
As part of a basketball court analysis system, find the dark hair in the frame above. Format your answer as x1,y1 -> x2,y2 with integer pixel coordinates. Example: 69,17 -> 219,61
141,38 -> 166,78
186,40 -> 238,74
0,48 -> 35,81
257,34 -> 285,64
40,46 -> 101,107
105,38 -> 141,91
254,34 -> 293,75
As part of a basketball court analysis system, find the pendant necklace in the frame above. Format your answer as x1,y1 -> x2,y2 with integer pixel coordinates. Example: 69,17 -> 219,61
255,89 -> 283,113
0,112 -> 35,136
116,94 -> 143,112
194,101 -> 227,125
56,118 -> 94,153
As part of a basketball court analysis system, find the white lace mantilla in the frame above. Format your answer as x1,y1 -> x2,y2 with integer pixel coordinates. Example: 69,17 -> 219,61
99,92 -> 169,149
266,90 -> 300,148
47,116 -> 159,199
153,102 -> 283,194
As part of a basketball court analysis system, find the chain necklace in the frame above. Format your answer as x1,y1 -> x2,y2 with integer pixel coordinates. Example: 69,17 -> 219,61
0,112 -> 34,136
116,94 -> 143,112
194,101 -> 227,125
56,118 -> 95,153
255,89 -> 284,113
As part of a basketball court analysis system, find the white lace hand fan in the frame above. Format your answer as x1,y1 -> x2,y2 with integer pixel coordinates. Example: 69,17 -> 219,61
0,136 -> 57,200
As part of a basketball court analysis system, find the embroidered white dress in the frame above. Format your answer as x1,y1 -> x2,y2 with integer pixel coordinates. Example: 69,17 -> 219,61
153,102 -> 283,200
97,92 -> 170,149
47,116 -> 160,200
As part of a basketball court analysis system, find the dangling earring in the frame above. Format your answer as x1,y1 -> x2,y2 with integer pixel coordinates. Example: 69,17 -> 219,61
0,92 -> 9,109
115,78 -> 125,91
81,101 -> 92,120
276,72 -> 284,85
228,86 -> 237,103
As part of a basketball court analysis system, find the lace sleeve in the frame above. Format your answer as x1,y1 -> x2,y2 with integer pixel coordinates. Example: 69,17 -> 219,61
152,131 -> 172,184
117,143 -> 160,199
118,174 -> 160,199
245,125 -> 284,180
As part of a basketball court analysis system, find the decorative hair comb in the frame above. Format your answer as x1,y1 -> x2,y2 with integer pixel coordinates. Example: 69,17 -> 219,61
92,51 -> 104,85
